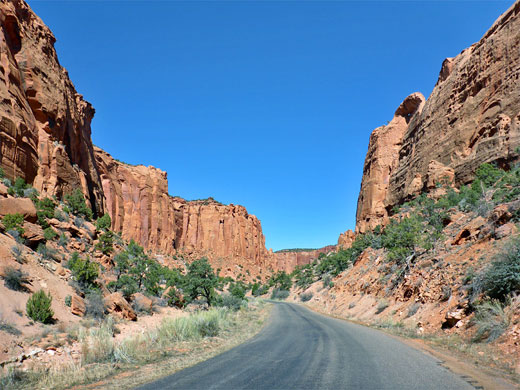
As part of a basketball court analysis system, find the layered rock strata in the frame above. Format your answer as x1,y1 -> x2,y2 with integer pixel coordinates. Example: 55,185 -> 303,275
94,148 -> 273,275
272,245 -> 336,273
356,1 -> 520,232
0,0 -> 104,213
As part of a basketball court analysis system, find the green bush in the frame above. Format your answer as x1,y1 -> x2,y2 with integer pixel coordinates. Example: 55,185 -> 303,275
216,293 -> 245,311
43,227 -> 57,241
95,213 -> 111,231
229,281 -> 246,300
268,271 -> 292,290
270,288 -> 290,300
482,238 -> 520,301
3,213 -> 25,236
67,252 -> 99,289
251,282 -> 269,297
65,295 -> 72,307
37,243 -> 59,261
35,197 -> 56,228
8,177 -> 28,197
95,231 -> 114,255
26,290 -> 54,324
64,189 -> 93,220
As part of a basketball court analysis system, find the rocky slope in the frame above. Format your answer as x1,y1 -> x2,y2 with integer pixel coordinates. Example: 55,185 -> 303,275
0,0 -> 275,277
356,0 -> 520,231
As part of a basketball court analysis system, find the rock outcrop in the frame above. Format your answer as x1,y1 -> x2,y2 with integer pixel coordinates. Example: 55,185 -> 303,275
95,148 -> 274,277
272,245 -> 336,273
356,1 -> 520,231
356,93 -> 425,232
0,0 -> 104,214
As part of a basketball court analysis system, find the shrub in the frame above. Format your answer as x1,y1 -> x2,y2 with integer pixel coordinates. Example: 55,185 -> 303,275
65,295 -> 72,307
9,177 -> 28,197
67,252 -> 99,289
64,189 -> 93,220
251,282 -> 269,297
0,316 -> 21,336
11,244 -> 24,264
381,216 -> 424,264
270,288 -> 290,300
375,300 -> 389,314
3,267 -> 29,291
268,271 -> 292,290
26,290 -> 54,324
2,213 -> 24,236
300,291 -> 313,302
37,243 -> 58,261
95,213 -> 111,231
229,281 -> 246,300
482,238 -> 520,301
216,293 -> 245,311
58,233 -> 69,248
85,291 -> 105,319
34,197 -> 56,228
165,287 -> 186,308
43,227 -> 58,241
54,208 -> 69,222
472,300 -> 511,343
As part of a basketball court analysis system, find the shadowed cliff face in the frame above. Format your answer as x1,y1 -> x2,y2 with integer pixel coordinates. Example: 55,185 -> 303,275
0,0 -> 104,214
355,1 -> 520,233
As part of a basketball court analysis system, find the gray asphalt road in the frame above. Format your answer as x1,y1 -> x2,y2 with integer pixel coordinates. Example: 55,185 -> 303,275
138,302 -> 476,390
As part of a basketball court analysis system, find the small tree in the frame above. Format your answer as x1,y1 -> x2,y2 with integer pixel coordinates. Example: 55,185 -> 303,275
182,257 -> 219,306
95,213 -> 111,231
64,189 -> 93,220
95,231 -> 114,255
26,290 -> 54,324
35,197 -> 56,229
67,252 -> 99,289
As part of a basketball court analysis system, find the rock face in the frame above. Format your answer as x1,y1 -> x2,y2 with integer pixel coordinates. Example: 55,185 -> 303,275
272,245 -> 336,273
0,1 -> 277,277
356,93 -> 425,233
356,1 -> 520,231
95,148 -> 274,276
0,0 -> 104,214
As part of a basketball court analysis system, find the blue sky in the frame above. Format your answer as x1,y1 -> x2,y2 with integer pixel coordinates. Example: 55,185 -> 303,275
28,0 -> 513,251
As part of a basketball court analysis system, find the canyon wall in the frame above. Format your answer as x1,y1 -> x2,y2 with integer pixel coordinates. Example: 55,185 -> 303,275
0,0 -> 104,214
272,245 -> 336,273
0,0 -> 276,277
356,1 -> 520,231
95,148 -> 274,277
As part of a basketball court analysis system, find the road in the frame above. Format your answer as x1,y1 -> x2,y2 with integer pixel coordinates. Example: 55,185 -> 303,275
138,302 -> 476,390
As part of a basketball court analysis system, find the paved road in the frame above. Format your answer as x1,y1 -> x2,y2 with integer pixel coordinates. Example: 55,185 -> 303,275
139,302 -> 476,390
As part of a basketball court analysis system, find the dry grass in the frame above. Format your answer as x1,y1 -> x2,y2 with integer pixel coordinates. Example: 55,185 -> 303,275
0,299 -> 271,390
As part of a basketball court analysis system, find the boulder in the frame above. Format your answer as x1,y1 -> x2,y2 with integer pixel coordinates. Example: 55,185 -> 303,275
104,292 -> 137,321
22,222 -> 45,248
0,198 -> 37,223
70,295 -> 85,317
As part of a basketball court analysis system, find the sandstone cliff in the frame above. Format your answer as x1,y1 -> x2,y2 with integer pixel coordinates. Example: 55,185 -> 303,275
356,1 -> 520,231
272,245 -> 336,273
0,0 -> 104,213
95,148 -> 273,277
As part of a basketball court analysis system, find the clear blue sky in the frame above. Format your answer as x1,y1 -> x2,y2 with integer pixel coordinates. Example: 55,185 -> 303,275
28,0 -> 513,251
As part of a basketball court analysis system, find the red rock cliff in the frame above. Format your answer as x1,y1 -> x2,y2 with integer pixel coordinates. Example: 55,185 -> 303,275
0,0 -> 104,213
272,245 -> 336,273
356,1 -> 520,231
95,148 -> 274,277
